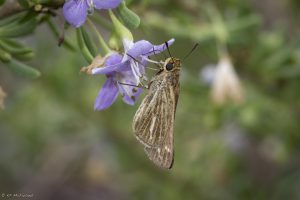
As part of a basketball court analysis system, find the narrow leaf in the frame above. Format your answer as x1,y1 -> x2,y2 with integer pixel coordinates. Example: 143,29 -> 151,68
5,59 -> 41,78
0,39 -> 32,55
0,48 -> 11,62
80,27 -> 98,56
76,29 -> 94,63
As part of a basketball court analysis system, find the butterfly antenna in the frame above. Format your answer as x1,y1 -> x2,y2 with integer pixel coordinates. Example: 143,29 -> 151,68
126,53 -> 158,71
165,41 -> 173,58
183,43 -> 199,61
165,41 -> 176,63
141,47 -> 167,60
161,49 -> 167,60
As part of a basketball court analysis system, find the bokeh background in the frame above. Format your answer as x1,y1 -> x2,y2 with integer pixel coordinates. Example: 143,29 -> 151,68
1,0 -> 300,199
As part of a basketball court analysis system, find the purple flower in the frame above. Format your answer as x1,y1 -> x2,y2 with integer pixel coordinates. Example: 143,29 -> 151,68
92,38 -> 175,110
63,0 -> 122,27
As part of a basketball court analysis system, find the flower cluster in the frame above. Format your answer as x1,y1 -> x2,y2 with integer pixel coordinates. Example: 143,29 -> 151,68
62,0 -> 175,110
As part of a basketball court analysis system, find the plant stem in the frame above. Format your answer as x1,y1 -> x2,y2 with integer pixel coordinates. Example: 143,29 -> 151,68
87,19 -> 111,55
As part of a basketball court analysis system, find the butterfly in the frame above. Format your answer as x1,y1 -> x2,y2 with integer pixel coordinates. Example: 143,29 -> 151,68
132,57 -> 181,169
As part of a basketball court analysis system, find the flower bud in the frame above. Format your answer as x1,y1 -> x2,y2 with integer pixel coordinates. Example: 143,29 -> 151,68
211,54 -> 244,105
109,10 -> 133,41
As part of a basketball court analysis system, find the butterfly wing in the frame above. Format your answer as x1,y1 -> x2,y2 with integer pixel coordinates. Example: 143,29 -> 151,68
132,72 -> 179,169
143,128 -> 174,169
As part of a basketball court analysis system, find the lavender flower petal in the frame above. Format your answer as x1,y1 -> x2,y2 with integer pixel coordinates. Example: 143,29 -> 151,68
114,69 -> 142,105
94,78 -> 119,110
117,82 -> 142,105
105,53 -> 123,66
63,0 -> 88,27
92,62 -> 128,74
139,57 -> 147,75
92,53 -> 127,75
123,86 -> 142,105
93,0 -> 122,9
126,40 -> 153,58
144,38 -> 175,56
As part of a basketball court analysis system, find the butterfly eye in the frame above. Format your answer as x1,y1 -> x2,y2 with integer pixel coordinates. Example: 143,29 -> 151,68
166,63 -> 174,71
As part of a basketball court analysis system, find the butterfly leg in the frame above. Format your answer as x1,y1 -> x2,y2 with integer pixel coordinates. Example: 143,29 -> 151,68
117,81 -> 149,90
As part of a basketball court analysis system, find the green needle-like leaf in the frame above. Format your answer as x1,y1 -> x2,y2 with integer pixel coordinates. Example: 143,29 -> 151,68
5,59 -> 41,78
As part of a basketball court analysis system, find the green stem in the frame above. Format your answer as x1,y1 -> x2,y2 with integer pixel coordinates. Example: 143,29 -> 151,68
217,42 -> 228,59
46,18 -> 76,51
205,4 -> 228,45
87,18 -> 110,55
76,29 -> 94,63
90,14 -> 113,31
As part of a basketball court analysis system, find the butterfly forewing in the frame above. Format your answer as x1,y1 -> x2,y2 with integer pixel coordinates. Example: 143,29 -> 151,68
132,57 -> 181,169
133,83 -> 173,147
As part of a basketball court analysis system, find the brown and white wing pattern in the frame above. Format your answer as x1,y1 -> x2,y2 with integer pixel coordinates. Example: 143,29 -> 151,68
143,117 -> 174,169
132,70 -> 180,169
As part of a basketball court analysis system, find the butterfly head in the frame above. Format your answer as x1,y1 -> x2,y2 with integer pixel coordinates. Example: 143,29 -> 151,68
163,57 -> 181,72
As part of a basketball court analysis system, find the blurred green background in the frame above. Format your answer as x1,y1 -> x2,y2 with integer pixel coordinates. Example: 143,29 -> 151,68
1,0 -> 300,199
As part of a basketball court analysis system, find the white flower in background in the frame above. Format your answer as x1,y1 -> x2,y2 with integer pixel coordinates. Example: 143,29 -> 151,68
211,54 -> 244,105
0,86 -> 7,109
200,64 -> 216,85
